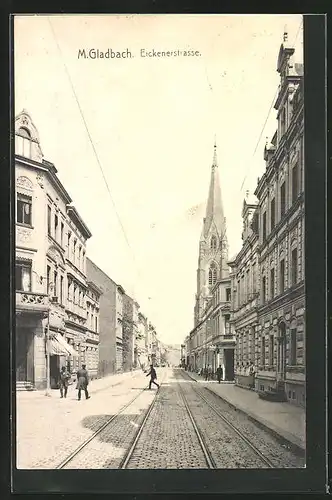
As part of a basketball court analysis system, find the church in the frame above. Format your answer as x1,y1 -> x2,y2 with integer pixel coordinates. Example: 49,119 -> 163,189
185,141 -> 234,380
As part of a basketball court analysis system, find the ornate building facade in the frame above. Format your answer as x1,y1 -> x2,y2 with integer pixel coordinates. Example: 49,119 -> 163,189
228,32 -> 304,406
187,142 -> 234,379
15,110 -> 98,389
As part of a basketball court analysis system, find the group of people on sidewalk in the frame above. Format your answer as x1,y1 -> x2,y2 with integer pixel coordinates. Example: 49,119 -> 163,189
184,364 -> 224,383
58,365 -> 90,401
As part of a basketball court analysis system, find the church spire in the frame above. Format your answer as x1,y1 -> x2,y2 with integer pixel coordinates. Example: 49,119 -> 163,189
201,138 -> 226,239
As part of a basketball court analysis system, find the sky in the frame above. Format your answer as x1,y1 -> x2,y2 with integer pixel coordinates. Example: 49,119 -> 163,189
14,14 -> 303,345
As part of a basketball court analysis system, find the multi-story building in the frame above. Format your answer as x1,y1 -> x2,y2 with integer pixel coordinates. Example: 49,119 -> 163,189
86,258 -> 119,376
132,301 -> 140,368
85,281 -> 102,379
115,285 -> 125,371
122,293 -> 135,371
136,312 -> 148,370
186,142 -> 234,379
15,110 -> 95,389
228,31 -> 304,406
228,193 -> 260,389
254,32 -> 304,406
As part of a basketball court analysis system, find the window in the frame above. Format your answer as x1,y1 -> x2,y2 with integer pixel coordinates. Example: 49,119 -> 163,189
280,182 -> 286,218
210,235 -> 217,251
60,222 -> 64,247
270,268 -> 275,300
60,276 -> 64,304
290,328 -> 297,365
87,311 -> 89,326
15,261 -> 31,291
269,335 -> 274,366
280,259 -> 285,294
67,280 -> 71,300
46,265 -> 51,294
261,337 -> 265,366
47,206 -> 52,235
262,212 -> 267,242
82,251 -> 86,271
237,280 -> 241,308
252,263 -> 257,293
67,231 -> 71,249
208,262 -> 217,286
292,163 -> 299,204
73,239 -> 77,264
16,127 -> 31,157
78,246 -> 82,269
54,214 -> 58,240
246,269 -> 250,302
226,288 -> 231,301
17,193 -> 32,225
95,316 -> 98,333
270,198 -> 275,231
54,271 -> 58,297
73,285 -> 77,304
262,276 -> 266,304
291,248 -> 298,286
280,107 -> 286,136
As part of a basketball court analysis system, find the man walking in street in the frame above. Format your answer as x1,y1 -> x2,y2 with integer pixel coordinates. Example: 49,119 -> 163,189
216,365 -> 223,384
59,365 -> 71,398
146,364 -> 160,390
76,364 -> 90,400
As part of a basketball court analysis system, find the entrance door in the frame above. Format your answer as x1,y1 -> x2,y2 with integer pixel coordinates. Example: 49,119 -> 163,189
224,349 -> 235,381
277,323 -> 286,382
16,328 -> 33,382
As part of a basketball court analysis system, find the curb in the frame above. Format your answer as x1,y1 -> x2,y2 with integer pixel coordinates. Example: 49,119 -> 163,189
203,385 -> 305,456
181,370 -> 305,456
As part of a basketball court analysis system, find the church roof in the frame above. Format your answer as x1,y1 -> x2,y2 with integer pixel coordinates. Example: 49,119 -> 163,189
201,140 -> 226,240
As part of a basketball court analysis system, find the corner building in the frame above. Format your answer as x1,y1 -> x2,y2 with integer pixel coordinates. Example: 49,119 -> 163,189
15,110 -> 99,389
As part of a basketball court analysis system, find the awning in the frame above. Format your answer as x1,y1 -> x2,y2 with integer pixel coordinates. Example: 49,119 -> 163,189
49,333 -> 78,357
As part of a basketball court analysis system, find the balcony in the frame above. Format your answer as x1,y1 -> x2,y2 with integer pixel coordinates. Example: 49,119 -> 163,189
219,334 -> 236,346
16,291 -> 49,314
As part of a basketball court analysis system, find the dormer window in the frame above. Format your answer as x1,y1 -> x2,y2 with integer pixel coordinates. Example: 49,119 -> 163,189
16,127 -> 32,158
210,235 -> 217,251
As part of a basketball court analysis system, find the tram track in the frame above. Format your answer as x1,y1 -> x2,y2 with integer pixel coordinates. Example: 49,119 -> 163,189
177,370 -> 275,468
56,372 -> 166,470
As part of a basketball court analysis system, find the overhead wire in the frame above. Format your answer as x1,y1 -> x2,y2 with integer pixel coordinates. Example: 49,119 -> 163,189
47,16 -> 146,307
238,19 -> 303,194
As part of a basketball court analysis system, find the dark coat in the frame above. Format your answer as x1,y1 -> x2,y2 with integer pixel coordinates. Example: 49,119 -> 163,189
216,367 -> 223,378
146,367 -> 157,380
76,368 -> 89,389
59,369 -> 71,387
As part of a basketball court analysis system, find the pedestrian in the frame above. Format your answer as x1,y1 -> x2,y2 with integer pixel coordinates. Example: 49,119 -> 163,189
216,365 -> 223,384
146,364 -> 160,389
76,364 -> 90,401
59,365 -> 71,398
204,366 -> 208,381
207,365 -> 212,381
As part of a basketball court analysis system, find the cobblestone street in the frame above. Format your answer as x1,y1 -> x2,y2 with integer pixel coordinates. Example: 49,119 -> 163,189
16,368 -> 304,469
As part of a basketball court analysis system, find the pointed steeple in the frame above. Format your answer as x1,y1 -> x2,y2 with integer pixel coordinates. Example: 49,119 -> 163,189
201,139 -> 226,239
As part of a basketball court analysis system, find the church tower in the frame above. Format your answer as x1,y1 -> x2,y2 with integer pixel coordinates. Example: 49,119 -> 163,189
194,140 -> 229,325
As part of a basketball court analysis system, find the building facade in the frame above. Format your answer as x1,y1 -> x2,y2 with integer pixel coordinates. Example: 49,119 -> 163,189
15,110 -> 96,389
122,293 -> 135,372
228,193 -> 260,389
228,32 -> 304,406
186,142 -> 234,379
136,312 -> 148,370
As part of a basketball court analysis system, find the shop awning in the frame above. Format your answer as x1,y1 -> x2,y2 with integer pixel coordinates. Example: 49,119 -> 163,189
49,333 -> 78,357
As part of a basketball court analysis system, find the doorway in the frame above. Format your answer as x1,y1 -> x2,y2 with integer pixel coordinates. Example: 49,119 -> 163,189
16,328 -> 33,382
224,349 -> 234,381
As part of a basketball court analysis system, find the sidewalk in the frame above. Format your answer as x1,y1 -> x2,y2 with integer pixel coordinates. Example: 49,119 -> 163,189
184,370 -> 306,451
16,368 -> 144,400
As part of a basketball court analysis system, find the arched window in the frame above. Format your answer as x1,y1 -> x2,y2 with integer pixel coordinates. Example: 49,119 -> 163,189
210,235 -> 217,250
18,127 -> 31,138
208,262 -> 218,286
16,127 -> 32,158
